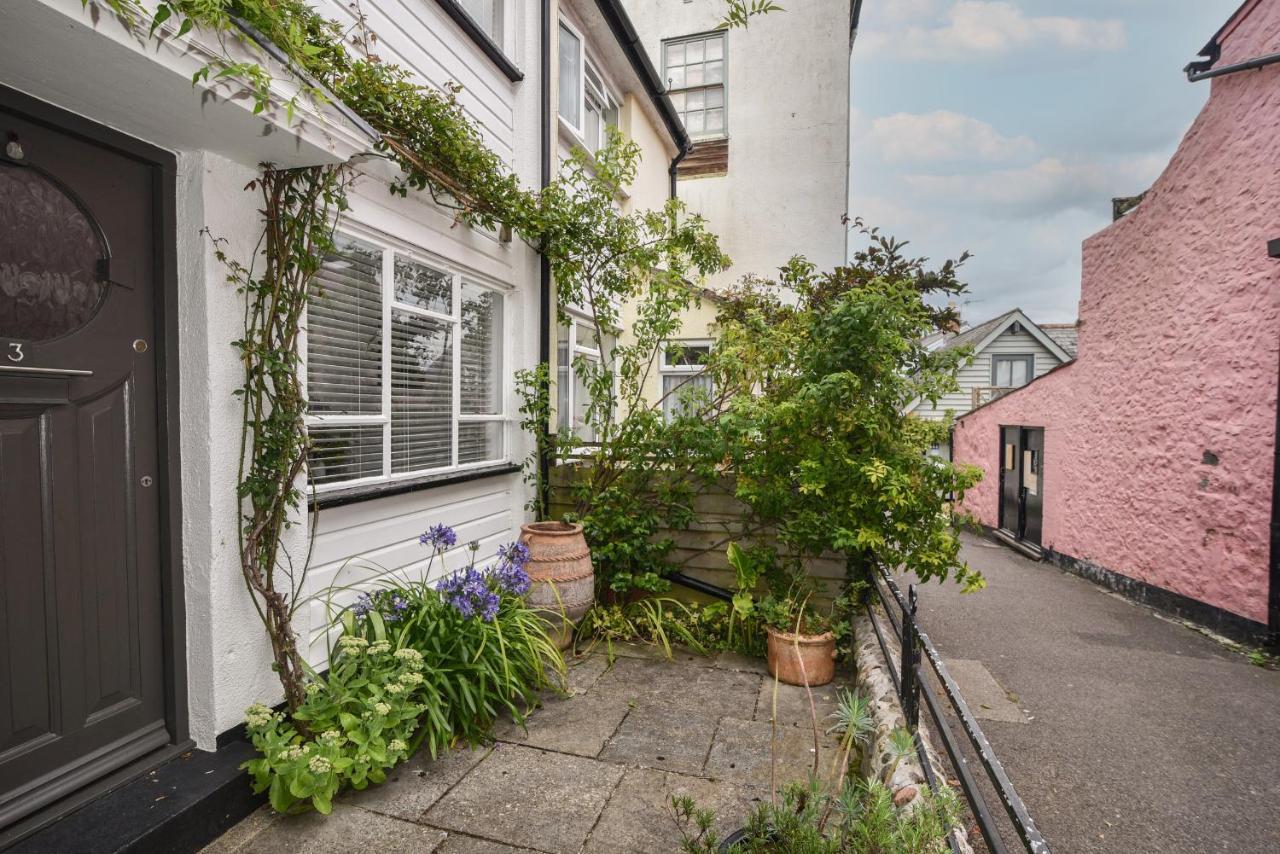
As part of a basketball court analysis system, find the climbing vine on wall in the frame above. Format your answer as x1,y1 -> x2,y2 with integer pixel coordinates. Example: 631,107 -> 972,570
214,165 -> 350,714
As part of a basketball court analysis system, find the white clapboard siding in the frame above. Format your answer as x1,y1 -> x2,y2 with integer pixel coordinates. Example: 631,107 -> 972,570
311,0 -> 516,162
304,474 -> 521,663
913,328 -> 1065,420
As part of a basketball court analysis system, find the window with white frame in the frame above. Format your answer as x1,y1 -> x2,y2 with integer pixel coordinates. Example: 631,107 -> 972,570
306,232 -> 507,490
660,341 -> 714,423
558,22 -> 583,131
457,0 -> 503,43
556,318 -> 615,443
559,19 -> 620,152
663,33 -> 726,140
583,63 -> 620,154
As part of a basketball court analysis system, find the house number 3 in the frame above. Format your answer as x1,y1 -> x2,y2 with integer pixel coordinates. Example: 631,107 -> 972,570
7,343 -> 23,363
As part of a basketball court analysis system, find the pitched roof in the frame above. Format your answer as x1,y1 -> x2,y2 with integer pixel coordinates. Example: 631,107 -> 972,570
1040,323 -> 1079,358
933,308 -> 1073,363
935,309 -> 1021,354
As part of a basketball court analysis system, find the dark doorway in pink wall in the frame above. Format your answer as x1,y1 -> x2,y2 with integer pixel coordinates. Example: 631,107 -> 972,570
999,426 -> 1044,547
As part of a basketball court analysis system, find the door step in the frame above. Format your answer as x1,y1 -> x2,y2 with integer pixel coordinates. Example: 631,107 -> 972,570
992,528 -> 1043,561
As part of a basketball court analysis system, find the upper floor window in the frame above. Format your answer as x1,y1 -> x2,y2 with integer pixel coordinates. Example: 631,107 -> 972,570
583,64 -> 620,154
663,32 -> 726,140
457,0 -> 503,43
992,354 -> 1033,389
558,23 -> 584,131
559,19 -> 619,152
306,232 -> 507,491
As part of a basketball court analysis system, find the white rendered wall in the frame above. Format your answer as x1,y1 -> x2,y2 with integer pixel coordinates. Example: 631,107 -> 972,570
624,0 -> 851,289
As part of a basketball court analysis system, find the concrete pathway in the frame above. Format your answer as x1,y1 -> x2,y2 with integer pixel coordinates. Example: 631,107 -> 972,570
905,533 -> 1280,854
205,645 -> 849,853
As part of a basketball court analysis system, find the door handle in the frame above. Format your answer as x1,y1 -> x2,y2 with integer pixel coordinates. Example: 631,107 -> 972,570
0,364 -> 94,377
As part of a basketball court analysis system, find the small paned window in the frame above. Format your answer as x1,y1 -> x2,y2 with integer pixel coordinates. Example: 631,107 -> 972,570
306,231 -> 507,490
663,33 -> 727,140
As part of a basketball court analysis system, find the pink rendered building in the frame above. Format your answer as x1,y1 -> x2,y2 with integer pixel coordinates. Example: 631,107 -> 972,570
952,0 -> 1280,644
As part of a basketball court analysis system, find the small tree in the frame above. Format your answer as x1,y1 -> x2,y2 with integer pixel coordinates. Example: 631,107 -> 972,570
712,237 -> 983,590
517,134 -> 731,594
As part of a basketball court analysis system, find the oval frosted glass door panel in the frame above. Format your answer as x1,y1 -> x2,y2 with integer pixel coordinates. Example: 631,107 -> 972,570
0,162 -> 108,341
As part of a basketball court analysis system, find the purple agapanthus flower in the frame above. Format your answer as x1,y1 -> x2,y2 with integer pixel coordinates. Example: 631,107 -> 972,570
491,561 -> 531,597
420,523 -> 457,551
437,566 -> 501,622
496,541 -> 531,570
383,593 -> 410,623
352,592 -> 374,617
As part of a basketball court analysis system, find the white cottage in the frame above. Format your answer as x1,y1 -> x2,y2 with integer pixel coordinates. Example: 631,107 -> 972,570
0,0 -> 683,847
907,308 -> 1077,459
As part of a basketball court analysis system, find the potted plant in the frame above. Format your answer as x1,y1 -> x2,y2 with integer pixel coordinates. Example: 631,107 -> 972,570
757,595 -> 837,687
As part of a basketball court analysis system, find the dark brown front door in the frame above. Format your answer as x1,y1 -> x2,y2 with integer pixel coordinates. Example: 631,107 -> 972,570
998,425 -> 1044,547
1,99 -> 171,827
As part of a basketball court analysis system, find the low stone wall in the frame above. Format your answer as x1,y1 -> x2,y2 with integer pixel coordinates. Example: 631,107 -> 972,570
852,608 -> 976,853
550,465 -> 847,601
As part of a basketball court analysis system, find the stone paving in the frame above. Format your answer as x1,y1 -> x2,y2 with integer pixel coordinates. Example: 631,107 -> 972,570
204,644 -> 851,854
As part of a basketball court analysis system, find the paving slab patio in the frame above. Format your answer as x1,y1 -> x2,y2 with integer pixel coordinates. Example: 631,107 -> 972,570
206,648 -> 852,854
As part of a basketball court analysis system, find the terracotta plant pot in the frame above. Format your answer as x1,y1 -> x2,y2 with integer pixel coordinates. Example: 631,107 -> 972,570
520,521 -> 595,650
765,626 -> 836,686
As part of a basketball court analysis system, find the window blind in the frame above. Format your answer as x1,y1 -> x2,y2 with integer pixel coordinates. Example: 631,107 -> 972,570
310,425 -> 384,487
391,309 -> 453,474
460,283 -> 503,416
307,236 -> 383,415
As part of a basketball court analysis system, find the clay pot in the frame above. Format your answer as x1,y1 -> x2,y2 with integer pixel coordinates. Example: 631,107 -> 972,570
765,626 -> 836,686
520,521 -> 595,650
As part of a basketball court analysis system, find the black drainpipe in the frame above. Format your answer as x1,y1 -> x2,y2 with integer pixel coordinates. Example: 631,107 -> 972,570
669,145 -> 689,199
592,0 -> 691,198
669,570 -> 733,602
537,0 -> 553,518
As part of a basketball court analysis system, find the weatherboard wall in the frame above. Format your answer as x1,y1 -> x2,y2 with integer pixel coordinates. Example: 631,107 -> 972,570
911,327 -> 1066,421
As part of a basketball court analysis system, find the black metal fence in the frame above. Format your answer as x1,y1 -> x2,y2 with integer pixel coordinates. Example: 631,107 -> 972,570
864,563 -> 1051,854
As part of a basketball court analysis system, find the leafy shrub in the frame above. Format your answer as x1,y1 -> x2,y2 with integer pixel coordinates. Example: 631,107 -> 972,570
242,638 -> 426,814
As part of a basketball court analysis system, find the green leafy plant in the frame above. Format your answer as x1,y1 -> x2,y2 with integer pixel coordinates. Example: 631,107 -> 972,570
672,778 -> 960,854
242,638 -> 426,814
712,233 -> 985,593
574,597 -> 708,662
520,135 -> 731,595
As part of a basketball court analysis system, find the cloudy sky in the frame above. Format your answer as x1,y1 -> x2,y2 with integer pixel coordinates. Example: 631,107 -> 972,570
849,0 -> 1241,324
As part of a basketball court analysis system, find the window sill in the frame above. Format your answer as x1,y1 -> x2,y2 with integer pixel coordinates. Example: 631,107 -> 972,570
309,462 -> 522,510
432,0 -> 524,82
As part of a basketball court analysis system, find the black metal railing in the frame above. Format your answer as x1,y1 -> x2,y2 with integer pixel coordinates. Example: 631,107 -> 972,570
865,563 -> 1051,854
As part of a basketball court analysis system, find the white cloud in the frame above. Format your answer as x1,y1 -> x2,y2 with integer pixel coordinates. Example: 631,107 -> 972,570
903,154 -> 1165,218
862,1 -> 1125,61
867,111 -> 1036,163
